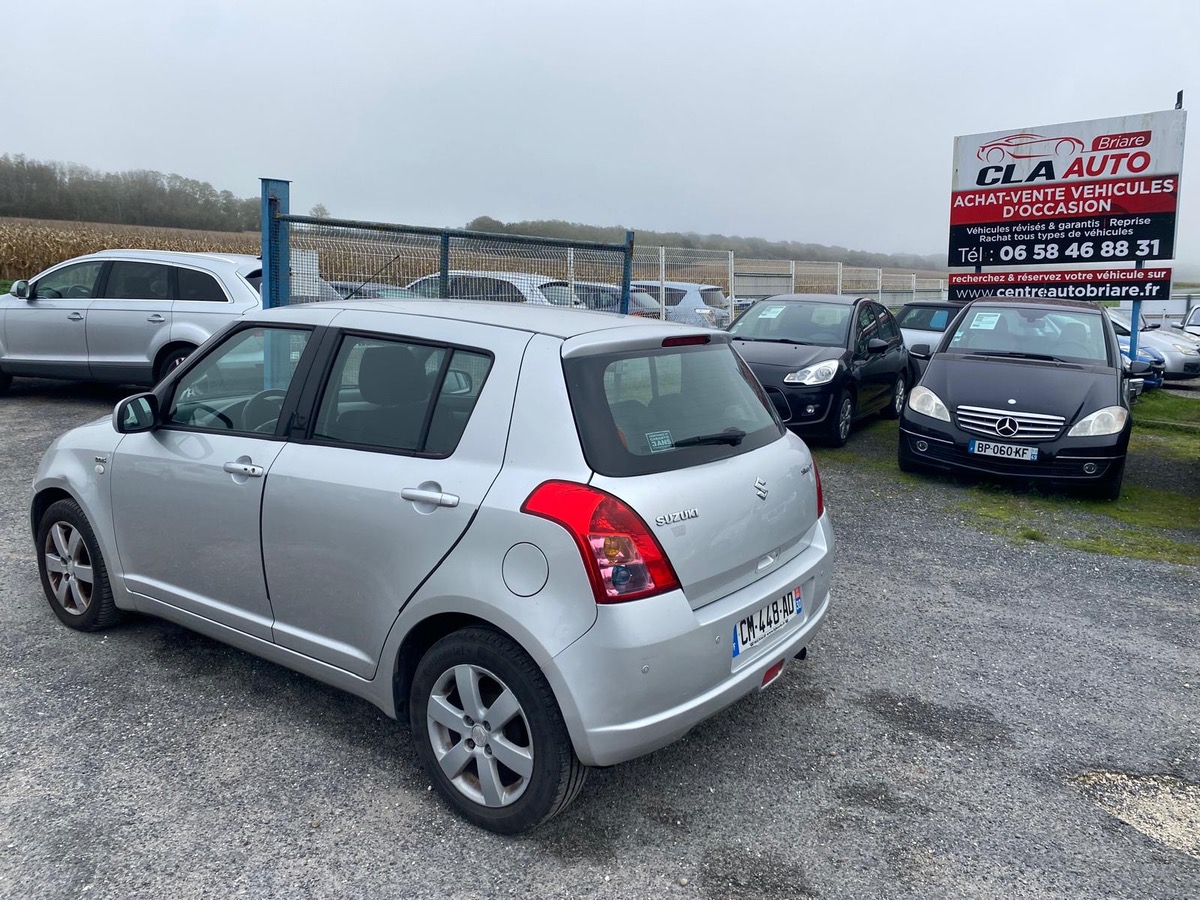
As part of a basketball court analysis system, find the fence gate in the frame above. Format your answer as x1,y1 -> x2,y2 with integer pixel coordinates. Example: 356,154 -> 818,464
260,179 -> 634,312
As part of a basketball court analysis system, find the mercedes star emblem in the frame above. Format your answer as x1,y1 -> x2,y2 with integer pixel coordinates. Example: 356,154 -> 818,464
995,417 -> 1019,437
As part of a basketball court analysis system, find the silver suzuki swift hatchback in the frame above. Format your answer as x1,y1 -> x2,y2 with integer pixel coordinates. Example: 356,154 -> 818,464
31,300 -> 834,833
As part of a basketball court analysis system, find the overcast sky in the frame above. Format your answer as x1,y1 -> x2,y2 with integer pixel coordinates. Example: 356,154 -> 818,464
4,0 -> 1200,267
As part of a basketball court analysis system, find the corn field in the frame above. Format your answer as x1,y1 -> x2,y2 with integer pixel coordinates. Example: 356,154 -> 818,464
0,217 -> 259,280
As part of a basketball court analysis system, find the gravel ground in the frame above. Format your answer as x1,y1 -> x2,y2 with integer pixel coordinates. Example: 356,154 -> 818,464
1,378 -> 1198,900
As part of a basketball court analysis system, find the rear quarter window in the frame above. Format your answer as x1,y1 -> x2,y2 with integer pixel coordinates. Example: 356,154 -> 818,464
564,342 -> 783,477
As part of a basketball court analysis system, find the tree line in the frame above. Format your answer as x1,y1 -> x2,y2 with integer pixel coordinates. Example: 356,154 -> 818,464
466,216 -> 944,272
0,155 -> 260,233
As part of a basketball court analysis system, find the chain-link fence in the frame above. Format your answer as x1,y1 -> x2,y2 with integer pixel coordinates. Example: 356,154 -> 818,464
630,246 -> 734,325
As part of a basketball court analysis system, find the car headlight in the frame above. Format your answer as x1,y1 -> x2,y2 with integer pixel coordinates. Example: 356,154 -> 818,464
696,307 -> 716,322
783,359 -> 840,385
1170,343 -> 1200,355
1067,406 -> 1128,437
907,385 -> 950,422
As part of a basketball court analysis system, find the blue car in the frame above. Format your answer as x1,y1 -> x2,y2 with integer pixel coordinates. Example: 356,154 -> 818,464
1118,337 -> 1165,390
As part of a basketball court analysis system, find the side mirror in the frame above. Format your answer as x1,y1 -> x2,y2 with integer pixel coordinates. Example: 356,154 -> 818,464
909,343 -> 932,360
867,338 -> 889,354
1125,360 -> 1151,375
1143,323 -> 1161,330
113,393 -> 160,433
11,280 -> 29,299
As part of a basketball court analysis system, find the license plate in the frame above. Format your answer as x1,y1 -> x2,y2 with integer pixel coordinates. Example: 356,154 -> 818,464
733,586 -> 801,657
969,440 -> 1038,461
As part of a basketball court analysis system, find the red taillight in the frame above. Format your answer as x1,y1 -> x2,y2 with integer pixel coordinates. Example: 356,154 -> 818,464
813,458 -> 825,518
521,481 -> 681,604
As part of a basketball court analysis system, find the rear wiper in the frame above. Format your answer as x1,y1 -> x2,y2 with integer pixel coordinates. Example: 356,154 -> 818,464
674,429 -> 747,448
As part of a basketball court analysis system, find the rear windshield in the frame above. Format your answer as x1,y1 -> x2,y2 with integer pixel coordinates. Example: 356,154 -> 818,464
898,305 -> 951,332
700,288 -> 726,308
564,342 -> 783,477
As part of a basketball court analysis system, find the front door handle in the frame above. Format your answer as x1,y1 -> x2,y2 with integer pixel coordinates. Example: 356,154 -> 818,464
224,461 -> 264,478
147,314 -> 166,323
67,312 -> 83,321
401,487 -> 459,508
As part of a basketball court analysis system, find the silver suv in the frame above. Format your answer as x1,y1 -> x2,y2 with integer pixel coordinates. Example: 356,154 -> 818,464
1,249 -> 264,393
32,299 -> 834,833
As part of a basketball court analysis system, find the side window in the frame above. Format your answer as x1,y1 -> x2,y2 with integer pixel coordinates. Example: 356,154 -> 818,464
177,267 -> 227,302
482,278 -> 526,303
314,336 -> 444,452
451,276 -> 487,301
425,349 -> 494,454
32,261 -> 105,300
410,276 -> 445,299
105,261 -> 172,300
166,326 -> 311,432
875,306 -> 899,342
855,305 -> 877,354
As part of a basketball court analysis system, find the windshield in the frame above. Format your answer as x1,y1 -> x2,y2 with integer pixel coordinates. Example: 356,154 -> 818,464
728,300 -> 851,346
944,306 -> 1111,364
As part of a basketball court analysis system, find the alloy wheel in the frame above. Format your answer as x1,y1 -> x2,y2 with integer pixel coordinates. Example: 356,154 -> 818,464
426,664 -> 535,808
42,521 -> 94,616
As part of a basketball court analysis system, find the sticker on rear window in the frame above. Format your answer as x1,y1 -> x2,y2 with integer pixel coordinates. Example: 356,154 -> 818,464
646,431 -> 674,452
758,306 -> 786,319
970,312 -> 1001,330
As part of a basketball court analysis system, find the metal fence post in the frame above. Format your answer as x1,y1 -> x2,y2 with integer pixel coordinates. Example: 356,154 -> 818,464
836,262 -> 843,295
438,233 -> 450,299
727,250 -> 735,319
876,269 -> 883,303
789,260 -> 796,293
621,230 -> 634,314
260,178 -> 290,309
658,245 -> 666,320
911,274 -> 917,306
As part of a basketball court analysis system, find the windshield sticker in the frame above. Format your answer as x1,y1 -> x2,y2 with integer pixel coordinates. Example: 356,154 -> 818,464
758,306 -> 786,320
646,431 -> 674,453
970,312 -> 1001,330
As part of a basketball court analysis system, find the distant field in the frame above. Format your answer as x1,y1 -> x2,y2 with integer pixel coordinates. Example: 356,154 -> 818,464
0,217 -> 258,280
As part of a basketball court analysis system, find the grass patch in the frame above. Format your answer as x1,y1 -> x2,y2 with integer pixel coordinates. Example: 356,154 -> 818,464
1135,390 -> 1200,430
961,482 -> 1200,566
0,279 -> 11,293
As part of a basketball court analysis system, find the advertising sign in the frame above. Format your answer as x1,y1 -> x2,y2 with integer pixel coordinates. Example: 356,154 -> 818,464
949,110 -> 1186,267
947,267 -> 1172,304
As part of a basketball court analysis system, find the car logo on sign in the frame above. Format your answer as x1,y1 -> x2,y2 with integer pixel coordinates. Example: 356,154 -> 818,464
755,478 -> 768,500
996,417 -> 1019,437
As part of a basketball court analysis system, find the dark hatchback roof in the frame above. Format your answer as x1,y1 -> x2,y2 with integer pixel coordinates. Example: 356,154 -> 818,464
960,295 -> 1105,313
758,293 -> 873,305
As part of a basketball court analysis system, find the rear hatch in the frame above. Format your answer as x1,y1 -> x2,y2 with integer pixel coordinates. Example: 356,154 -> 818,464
563,332 -> 822,610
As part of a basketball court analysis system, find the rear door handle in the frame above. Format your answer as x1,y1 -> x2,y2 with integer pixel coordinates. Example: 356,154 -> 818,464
147,314 -> 166,323
401,487 -> 459,508
67,312 -> 83,321
224,461 -> 264,478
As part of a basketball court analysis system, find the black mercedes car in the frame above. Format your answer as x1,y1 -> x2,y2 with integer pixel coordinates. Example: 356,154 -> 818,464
728,294 -> 909,446
899,297 -> 1145,500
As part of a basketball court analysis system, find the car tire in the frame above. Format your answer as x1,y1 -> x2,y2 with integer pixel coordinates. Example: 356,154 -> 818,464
1087,459 -> 1125,501
880,373 -> 906,420
36,499 -> 121,631
825,390 -> 854,447
155,345 -> 195,382
409,626 -> 587,834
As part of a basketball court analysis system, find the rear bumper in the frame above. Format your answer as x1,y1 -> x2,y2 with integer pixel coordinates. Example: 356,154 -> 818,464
547,513 -> 834,767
